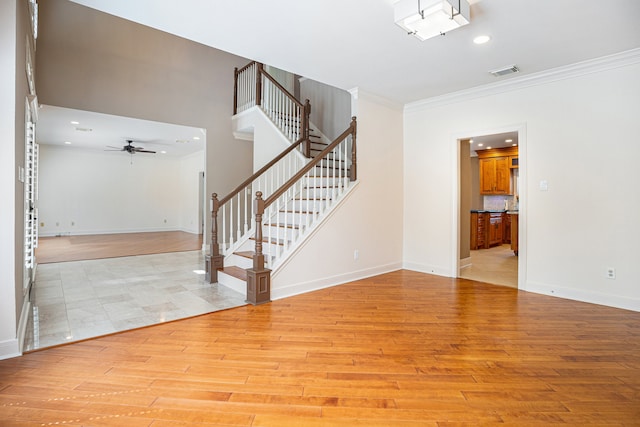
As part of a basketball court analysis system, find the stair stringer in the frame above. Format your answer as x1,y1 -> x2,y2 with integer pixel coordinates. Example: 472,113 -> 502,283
216,180 -> 359,297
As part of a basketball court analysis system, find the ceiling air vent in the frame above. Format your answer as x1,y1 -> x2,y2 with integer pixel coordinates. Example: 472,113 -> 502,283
489,65 -> 519,77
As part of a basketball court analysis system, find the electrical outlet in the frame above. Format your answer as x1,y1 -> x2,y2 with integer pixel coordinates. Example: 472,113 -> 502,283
606,268 -> 616,279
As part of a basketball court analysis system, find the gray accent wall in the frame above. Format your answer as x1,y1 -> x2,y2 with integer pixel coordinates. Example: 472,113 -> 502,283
35,0 -> 254,246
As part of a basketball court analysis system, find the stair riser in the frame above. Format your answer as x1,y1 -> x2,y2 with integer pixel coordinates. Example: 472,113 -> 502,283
217,271 -> 246,296
263,225 -> 301,241
300,187 -> 345,198
285,199 -> 330,211
300,177 -> 344,187
227,253 -> 253,269
248,240 -> 289,257
310,168 -> 351,178
275,212 -> 316,225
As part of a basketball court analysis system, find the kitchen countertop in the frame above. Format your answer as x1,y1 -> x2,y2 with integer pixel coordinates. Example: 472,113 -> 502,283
470,209 -> 508,213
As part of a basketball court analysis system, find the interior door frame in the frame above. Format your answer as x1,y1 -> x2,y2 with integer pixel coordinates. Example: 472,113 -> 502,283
452,123 -> 527,290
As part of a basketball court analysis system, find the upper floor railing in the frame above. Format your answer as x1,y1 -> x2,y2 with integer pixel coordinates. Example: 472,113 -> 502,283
234,62 -> 311,156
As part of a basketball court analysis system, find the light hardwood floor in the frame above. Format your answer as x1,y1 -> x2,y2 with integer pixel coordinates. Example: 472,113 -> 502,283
36,231 -> 203,263
2,270 -> 639,426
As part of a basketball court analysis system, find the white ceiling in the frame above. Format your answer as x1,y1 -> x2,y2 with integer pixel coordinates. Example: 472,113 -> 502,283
69,0 -> 640,105
37,105 -> 205,157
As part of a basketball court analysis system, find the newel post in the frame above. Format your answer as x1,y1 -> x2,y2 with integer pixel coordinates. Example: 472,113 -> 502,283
255,63 -> 264,107
246,191 -> 271,305
350,116 -> 357,181
205,193 -> 224,283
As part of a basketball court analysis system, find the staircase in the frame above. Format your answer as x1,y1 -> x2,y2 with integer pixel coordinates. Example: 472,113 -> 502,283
205,62 -> 357,303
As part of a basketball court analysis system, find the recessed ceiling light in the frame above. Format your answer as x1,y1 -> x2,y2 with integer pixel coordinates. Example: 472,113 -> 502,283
469,139 -> 474,143
193,136 -> 200,140
160,150 -> 167,154
512,143 -> 517,147
70,121 -> 79,125
473,35 -> 491,45
505,139 -> 513,143
487,146 -> 492,149
478,143 -> 484,147
64,141 -> 71,145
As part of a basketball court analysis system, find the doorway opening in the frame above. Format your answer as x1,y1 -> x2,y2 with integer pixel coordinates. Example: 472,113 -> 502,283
457,127 -> 525,288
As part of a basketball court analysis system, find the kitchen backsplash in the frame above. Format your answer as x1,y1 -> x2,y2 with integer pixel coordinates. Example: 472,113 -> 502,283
484,195 -> 518,211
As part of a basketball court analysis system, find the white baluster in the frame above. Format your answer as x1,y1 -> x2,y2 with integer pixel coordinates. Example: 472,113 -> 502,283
236,193 -> 241,240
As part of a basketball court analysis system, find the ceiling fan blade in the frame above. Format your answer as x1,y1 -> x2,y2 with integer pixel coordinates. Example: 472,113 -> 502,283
106,145 -> 123,150
137,149 -> 156,153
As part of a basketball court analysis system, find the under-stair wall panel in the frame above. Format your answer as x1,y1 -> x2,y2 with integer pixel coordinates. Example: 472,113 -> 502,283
270,91 -> 404,299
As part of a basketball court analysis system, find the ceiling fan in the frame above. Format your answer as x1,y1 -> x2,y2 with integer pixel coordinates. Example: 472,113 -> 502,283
105,140 -> 156,154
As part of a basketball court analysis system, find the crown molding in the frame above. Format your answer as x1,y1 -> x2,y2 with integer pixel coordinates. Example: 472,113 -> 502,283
405,48 -> 640,113
349,87 -> 404,112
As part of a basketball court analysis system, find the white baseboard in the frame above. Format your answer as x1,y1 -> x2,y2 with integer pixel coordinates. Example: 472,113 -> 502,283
271,262 -> 403,300
0,339 -> 20,360
39,227 -> 196,237
17,297 -> 31,355
459,257 -> 472,269
524,281 -> 640,312
402,261 -> 452,278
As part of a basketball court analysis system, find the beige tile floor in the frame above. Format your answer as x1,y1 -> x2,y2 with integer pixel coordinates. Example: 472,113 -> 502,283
459,244 -> 518,288
25,250 -> 246,351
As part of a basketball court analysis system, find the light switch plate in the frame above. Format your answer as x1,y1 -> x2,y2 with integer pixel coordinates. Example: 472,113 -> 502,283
539,180 -> 548,191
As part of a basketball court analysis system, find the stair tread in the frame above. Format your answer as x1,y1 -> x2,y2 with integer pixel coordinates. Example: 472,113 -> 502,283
234,251 -> 253,259
222,266 -> 247,281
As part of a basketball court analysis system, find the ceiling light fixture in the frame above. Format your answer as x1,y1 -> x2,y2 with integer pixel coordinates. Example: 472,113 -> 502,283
394,0 -> 470,41
505,139 -> 513,142
473,35 -> 491,44
70,121 -> 79,125
193,136 -> 200,140
64,141 -> 71,145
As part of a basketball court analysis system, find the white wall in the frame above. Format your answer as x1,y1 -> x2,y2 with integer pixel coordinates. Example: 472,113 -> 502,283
0,0 -> 19,359
300,78 -> 352,140
403,53 -> 640,311
178,150 -> 205,234
38,145 -> 203,236
272,91 -> 404,298
233,108 -> 300,173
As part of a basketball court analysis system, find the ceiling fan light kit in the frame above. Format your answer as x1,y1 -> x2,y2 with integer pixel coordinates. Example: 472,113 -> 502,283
394,0 -> 470,41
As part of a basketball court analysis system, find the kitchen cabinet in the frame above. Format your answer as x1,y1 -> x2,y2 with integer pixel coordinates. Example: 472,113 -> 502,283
488,213 -> 503,246
503,213 -> 511,244
510,212 -> 519,255
480,157 -> 510,194
471,211 -> 506,249
470,212 -> 487,250
477,146 -> 518,195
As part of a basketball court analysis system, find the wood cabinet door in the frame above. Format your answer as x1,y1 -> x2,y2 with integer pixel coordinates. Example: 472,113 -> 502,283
495,157 -> 511,194
479,158 -> 496,194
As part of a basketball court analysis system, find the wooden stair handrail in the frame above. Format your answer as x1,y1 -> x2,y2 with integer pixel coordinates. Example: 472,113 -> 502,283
265,116 -> 357,209
218,134 -> 307,207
